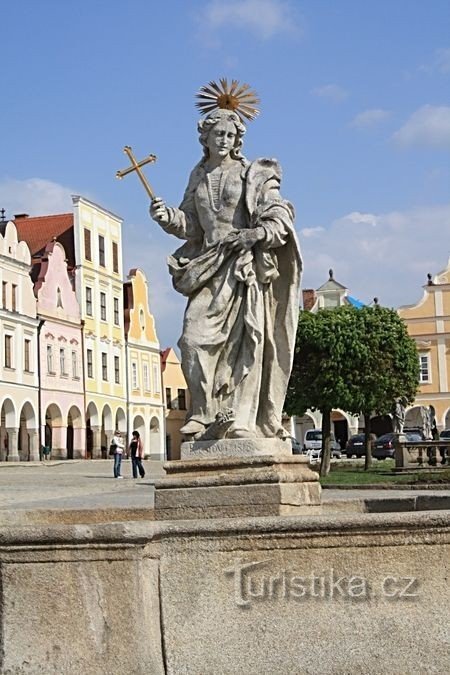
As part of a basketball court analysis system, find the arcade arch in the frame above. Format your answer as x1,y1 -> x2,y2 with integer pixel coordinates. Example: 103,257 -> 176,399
0,398 -> 16,461
115,407 -> 126,434
444,408 -> 450,430
18,401 -> 38,461
149,416 -> 162,459
85,401 -> 99,459
132,415 -> 145,453
293,413 -> 316,448
67,405 -> 83,459
45,403 -> 64,459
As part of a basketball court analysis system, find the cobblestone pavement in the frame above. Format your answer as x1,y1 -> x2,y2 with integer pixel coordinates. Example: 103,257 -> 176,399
0,459 -> 166,512
0,459 -> 448,514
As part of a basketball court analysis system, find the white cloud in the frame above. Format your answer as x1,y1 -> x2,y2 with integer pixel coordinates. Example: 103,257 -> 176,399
200,0 -> 299,40
0,177 -> 75,218
350,108 -> 391,129
299,203 -> 450,309
311,84 -> 348,103
434,47 -> 450,74
393,105 -> 450,149
337,211 -> 378,227
300,226 -> 324,237
419,47 -> 450,75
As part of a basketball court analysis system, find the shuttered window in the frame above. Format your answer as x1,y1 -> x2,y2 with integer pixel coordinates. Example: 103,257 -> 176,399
112,242 -> 119,273
84,228 -> 92,261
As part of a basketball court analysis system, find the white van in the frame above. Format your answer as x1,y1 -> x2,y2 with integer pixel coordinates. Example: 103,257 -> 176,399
303,429 -> 341,456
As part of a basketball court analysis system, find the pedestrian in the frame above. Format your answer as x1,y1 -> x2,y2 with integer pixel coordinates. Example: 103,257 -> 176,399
129,430 -> 145,479
111,430 -> 125,479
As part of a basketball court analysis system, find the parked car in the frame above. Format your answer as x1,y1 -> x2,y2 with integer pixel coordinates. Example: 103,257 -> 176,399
373,431 -> 424,460
303,429 -> 341,455
345,433 -> 366,458
309,446 -> 342,461
289,436 -> 303,455
345,433 -> 378,458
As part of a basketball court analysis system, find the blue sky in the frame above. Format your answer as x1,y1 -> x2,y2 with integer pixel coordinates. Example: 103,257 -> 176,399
1,0 -> 449,348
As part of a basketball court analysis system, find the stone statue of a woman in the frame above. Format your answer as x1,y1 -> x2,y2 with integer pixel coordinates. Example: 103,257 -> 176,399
150,80 -> 302,441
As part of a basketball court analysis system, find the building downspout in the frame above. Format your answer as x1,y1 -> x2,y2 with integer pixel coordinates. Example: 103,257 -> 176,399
125,334 -> 130,451
80,319 -> 87,457
37,319 -> 45,454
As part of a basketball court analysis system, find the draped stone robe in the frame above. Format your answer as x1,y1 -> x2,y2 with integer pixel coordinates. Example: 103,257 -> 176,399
161,157 -> 302,438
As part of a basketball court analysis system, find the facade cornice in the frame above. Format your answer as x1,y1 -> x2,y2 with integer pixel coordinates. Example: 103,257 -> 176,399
71,195 -> 123,223
0,253 -> 31,271
0,312 -> 39,328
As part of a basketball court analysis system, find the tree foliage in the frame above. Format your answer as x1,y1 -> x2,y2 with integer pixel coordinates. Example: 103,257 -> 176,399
285,305 -> 420,474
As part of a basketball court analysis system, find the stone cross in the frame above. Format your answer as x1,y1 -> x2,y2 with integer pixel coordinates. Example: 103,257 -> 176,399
116,146 -> 157,199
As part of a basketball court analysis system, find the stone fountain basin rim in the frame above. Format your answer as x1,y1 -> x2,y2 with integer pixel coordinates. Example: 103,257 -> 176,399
0,508 -> 448,548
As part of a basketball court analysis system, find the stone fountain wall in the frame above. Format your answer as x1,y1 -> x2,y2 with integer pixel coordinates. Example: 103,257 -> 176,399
1,510 -> 449,674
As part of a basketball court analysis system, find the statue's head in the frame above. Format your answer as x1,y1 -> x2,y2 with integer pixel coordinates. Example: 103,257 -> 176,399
198,109 -> 246,161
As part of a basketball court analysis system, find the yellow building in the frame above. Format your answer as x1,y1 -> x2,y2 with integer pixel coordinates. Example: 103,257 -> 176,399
398,259 -> 450,432
124,268 -> 164,459
161,347 -> 190,460
72,196 -> 127,457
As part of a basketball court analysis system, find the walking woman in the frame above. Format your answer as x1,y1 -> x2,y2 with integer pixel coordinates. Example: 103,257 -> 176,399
129,430 -> 145,479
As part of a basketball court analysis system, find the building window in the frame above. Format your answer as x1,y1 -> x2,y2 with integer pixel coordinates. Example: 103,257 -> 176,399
11,284 -> 17,312
166,387 -> 172,409
2,281 -> 7,308
87,349 -> 93,378
60,348 -> 67,375
72,351 -> 78,378
114,297 -> 120,325
84,228 -> 92,261
153,363 -> 161,393
47,344 -> 54,373
114,355 -> 120,383
178,388 -> 187,410
143,363 -> 150,391
57,287 -> 63,309
86,287 -> 93,316
24,339 -> 31,372
132,362 -> 138,390
98,235 -> 105,267
102,352 -> 108,380
100,292 -> 107,321
112,242 -> 119,273
4,335 -> 12,368
419,354 -> 430,383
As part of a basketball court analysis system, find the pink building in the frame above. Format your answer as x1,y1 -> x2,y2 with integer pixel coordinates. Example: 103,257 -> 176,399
34,241 -> 85,458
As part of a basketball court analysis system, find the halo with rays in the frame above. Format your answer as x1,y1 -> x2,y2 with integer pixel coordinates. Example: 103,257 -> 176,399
195,78 -> 260,123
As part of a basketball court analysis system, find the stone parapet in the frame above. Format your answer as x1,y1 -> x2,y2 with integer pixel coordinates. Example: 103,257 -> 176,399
0,510 -> 449,674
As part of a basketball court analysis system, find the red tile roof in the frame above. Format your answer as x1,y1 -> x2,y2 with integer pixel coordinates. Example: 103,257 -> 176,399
14,213 -> 75,268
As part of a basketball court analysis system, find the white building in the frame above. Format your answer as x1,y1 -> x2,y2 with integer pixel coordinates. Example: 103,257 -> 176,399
0,220 -> 40,461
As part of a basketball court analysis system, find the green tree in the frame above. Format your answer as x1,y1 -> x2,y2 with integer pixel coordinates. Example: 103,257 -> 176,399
285,305 -> 419,475
285,306 -> 363,476
347,305 -> 420,469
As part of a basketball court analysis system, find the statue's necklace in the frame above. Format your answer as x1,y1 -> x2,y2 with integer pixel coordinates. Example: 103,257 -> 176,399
206,169 -> 228,213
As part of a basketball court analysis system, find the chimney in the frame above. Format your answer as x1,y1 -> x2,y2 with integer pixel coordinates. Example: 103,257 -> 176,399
14,213 -> 30,219
302,289 -> 316,311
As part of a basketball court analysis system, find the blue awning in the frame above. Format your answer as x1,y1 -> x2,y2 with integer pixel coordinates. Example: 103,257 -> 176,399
347,295 -> 364,309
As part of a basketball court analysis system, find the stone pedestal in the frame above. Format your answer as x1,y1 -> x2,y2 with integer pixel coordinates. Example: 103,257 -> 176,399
154,448 -> 321,520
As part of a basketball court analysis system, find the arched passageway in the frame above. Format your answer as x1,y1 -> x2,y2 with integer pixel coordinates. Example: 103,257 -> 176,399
149,416 -> 162,459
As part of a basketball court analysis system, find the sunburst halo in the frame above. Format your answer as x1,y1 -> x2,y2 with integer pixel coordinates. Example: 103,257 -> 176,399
195,78 -> 260,123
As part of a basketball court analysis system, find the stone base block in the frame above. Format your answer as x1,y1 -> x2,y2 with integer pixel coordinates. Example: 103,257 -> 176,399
154,454 -> 321,520
181,436 -> 292,459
